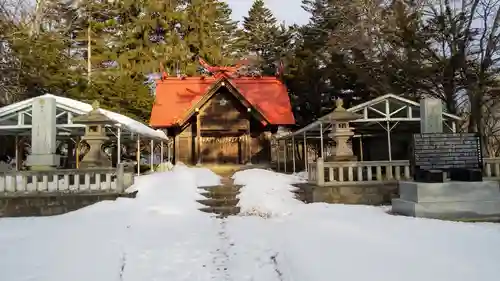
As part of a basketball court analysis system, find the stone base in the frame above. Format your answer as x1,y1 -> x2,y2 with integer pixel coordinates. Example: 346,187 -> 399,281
26,154 -> 60,170
0,192 -> 137,217
79,160 -> 112,169
392,199 -> 500,220
398,181 -> 500,202
392,181 -> 500,220
326,155 -> 357,161
294,182 -> 398,205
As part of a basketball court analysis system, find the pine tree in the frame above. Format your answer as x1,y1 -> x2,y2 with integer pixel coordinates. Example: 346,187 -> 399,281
4,0 -> 83,100
181,0 -> 239,70
212,1 -> 240,64
240,0 -> 283,75
61,0 -> 157,122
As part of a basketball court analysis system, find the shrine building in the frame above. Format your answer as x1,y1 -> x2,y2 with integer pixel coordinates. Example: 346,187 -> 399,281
149,59 -> 295,165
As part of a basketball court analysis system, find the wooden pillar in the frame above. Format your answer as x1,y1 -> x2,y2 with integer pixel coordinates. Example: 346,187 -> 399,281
246,126 -> 251,164
265,132 -> 272,163
196,110 -> 202,165
303,133 -> 307,172
174,134 -> 179,164
277,139 -> 280,171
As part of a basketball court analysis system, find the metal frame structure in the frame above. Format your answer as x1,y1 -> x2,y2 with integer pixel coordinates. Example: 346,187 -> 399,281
274,94 -> 462,172
0,95 -> 173,174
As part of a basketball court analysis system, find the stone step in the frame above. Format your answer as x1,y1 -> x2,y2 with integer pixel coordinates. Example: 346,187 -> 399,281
199,190 -> 239,199
197,198 -> 239,207
198,174 -> 241,217
199,206 -> 240,217
199,185 -> 241,192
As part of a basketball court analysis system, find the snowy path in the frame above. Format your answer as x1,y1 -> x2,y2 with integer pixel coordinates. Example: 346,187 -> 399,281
225,216 -> 287,281
1,165 -> 500,281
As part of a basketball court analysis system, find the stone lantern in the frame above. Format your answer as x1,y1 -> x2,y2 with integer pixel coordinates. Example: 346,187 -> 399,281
72,101 -> 113,168
326,99 -> 361,161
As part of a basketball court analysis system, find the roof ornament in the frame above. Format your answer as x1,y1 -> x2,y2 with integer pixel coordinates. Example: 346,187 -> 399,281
198,56 -> 246,78
92,100 -> 100,110
335,98 -> 344,110
159,61 -> 168,80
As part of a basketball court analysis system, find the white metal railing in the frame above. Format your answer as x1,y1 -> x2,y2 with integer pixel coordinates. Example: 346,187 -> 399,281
0,164 -> 134,194
308,158 -> 500,186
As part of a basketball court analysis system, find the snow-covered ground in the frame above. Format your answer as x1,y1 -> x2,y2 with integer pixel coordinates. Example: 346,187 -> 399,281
1,165 -> 499,281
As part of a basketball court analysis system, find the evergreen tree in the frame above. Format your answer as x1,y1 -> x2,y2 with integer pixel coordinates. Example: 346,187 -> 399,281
240,0 -> 282,74
212,1 -> 240,64
181,0 -> 239,71
2,1 -> 83,101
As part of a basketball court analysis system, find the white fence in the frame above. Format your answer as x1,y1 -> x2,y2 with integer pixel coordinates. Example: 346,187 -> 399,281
308,158 -> 500,186
0,164 -> 134,194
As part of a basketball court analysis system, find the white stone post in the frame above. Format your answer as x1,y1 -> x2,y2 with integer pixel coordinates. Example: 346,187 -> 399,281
26,97 -> 60,170
316,157 -> 325,186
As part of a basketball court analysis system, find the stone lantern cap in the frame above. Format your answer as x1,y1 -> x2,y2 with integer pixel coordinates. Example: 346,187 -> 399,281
72,101 -> 115,125
323,98 -> 361,122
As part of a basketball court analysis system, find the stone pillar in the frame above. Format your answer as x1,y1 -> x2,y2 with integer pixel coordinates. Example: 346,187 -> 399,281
420,98 -> 443,133
26,97 -> 60,170
316,157 -> 325,186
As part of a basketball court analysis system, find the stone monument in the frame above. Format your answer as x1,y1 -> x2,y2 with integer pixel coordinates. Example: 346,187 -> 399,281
26,96 -> 60,170
420,98 -> 443,133
326,98 -> 361,161
392,97 -> 500,221
72,101 -> 113,168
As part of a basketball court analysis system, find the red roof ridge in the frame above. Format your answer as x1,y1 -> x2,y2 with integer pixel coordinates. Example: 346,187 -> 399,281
230,78 -> 283,84
157,76 -> 283,83
158,76 -> 215,80
231,76 -> 280,80
156,79 -> 216,85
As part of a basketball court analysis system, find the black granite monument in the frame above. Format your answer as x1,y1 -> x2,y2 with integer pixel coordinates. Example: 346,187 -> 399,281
411,133 -> 483,182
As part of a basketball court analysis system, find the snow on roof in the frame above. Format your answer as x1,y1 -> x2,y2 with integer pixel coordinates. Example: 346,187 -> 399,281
0,94 -> 168,141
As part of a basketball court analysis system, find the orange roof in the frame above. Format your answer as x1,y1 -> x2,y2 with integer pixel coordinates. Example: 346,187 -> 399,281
150,75 -> 295,127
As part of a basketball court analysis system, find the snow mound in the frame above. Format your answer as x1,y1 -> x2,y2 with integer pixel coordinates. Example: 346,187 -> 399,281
233,169 -> 305,217
293,170 -> 308,180
156,161 -> 174,172
126,164 -> 221,215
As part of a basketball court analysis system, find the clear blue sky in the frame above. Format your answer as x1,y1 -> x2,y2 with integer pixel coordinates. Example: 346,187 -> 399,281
225,0 -> 310,25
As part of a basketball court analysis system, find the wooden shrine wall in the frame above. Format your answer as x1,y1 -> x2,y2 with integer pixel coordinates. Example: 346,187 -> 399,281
173,88 -> 274,165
